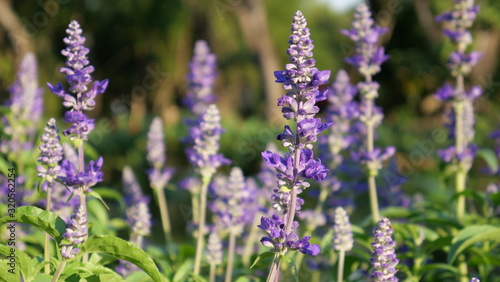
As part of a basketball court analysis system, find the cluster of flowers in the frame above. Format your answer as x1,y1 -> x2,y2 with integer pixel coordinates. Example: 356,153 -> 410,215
434,0 -> 482,168
259,11 -> 331,261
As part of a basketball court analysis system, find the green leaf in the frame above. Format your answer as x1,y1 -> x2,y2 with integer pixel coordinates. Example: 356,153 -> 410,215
380,207 -> 414,219
78,273 -> 125,282
420,263 -> 459,275
32,273 -> 53,282
125,271 -> 154,282
282,255 -> 299,282
0,258 -> 20,281
0,206 -> 66,243
172,259 -> 193,282
0,244 -> 34,280
73,235 -> 163,282
0,157 -> 10,176
88,191 -> 110,210
92,187 -> 126,209
448,225 -> 500,264
477,148 -> 499,173
250,251 -> 275,269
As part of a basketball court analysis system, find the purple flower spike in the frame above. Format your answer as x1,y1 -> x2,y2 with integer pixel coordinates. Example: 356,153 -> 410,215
146,117 -> 175,190
48,20 -> 109,141
61,199 -> 87,259
37,119 -> 63,187
332,207 -> 353,252
1,52 -> 43,153
370,217 -> 399,281
261,11 -> 331,265
184,40 -> 218,116
342,3 -> 389,77
470,278 -> 480,282
205,232 -> 223,265
187,104 -> 230,179
123,166 -> 152,237
436,0 -> 480,46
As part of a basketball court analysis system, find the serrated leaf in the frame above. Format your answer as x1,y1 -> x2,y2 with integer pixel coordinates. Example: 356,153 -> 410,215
72,235 -> 163,282
250,251 -> 275,269
0,206 -> 66,243
448,225 -> 500,264
477,148 -> 499,173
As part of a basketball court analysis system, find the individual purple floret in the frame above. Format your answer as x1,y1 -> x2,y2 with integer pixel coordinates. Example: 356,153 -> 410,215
206,232 -> 223,265
341,3 -> 389,78
258,214 -> 320,256
470,277 -> 480,282
47,20 -> 109,142
146,117 -> 175,189
187,104 -> 230,179
184,40 -> 217,116
1,52 -> 43,153
332,207 -> 353,252
370,217 -> 399,281
37,119 -> 63,190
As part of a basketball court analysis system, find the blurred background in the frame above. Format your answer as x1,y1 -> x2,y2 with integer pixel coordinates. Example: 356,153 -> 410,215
1,0 -> 500,238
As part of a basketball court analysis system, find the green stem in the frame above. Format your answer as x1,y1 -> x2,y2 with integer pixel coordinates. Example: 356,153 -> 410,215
337,249 -> 345,282
155,187 -> 174,252
458,254 -> 468,282
51,260 -> 66,282
79,190 -> 88,264
193,176 -> 211,275
266,254 -> 281,282
225,231 -> 236,282
44,182 -> 52,274
242,211 -> 261,267
368,175 -> 380,223
209,263 -> 217,282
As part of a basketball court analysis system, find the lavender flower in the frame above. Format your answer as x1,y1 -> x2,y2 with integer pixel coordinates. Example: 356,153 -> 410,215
206,232 -> 223,265
209,167 -> 255,234
342,4 -> 389,77
258,214 -> 320,256
370,217 -> 399,281
61,201 -> 87,259
332,207 -> 353,252
123,166 -> 152,237
184,40 -> 217,116
47,20 -> 108,142
470,278 -> 480,282
37,119 -> 63,190
343,3 -> 394,222
1,52 -> 43,153
146,117 -> 174,189
187,104 -> 230,179
259,14 -> 330,277
435,0 -> 482,221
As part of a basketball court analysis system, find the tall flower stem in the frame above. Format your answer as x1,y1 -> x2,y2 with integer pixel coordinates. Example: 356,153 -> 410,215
284,146 -> 301,235
242,212 -> 261,267
154,187 -> 173,249
455,73 -> 466,222
267,254 -> 282,282
44,183 -> 52,274
225,231 -> 236,282
78,188 -> 88,263
337,249 -> 346,282
51,260 -> 66,282
193,177 -> 211,275
209,263 -> 216,282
